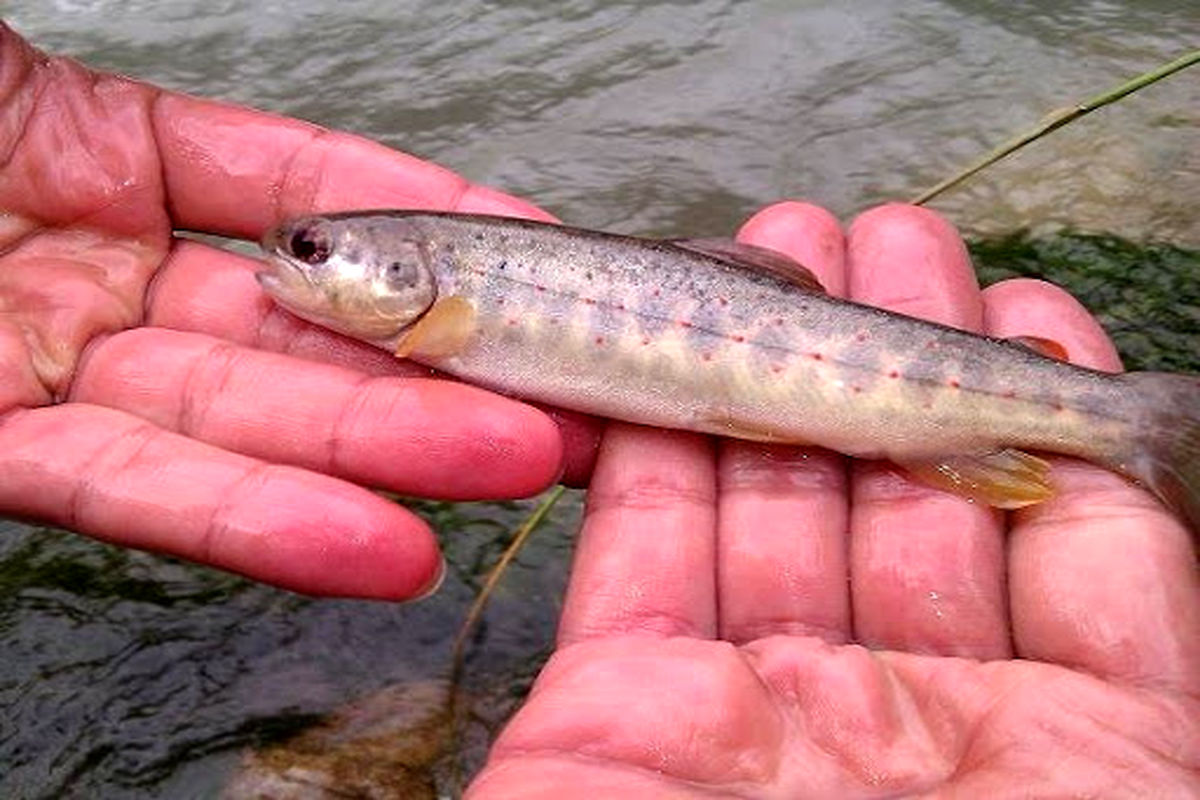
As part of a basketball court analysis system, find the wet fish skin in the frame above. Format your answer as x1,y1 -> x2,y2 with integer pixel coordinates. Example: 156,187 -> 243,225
258,210 -> 1200,532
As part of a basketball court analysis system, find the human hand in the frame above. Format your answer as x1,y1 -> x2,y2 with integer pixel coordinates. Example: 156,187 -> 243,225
0,23 -> 600,600
469,202 -> 1200,797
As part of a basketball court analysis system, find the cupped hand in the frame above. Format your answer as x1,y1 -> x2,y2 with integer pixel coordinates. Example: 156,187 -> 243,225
0,24 -> 598,600
469,202 -> 1200,797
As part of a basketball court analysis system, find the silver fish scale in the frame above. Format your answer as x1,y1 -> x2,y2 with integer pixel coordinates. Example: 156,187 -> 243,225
395,213 -> 1133,461
259,211 -> 1200,530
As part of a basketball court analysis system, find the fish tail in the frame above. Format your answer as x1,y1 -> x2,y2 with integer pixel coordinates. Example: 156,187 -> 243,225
1115,371 -> 1200,535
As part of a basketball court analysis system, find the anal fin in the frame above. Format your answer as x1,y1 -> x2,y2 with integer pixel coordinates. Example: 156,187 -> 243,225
897,448 -> 1054,509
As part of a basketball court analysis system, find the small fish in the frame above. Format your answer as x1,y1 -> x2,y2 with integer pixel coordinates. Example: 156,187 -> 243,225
258,211 -> 1200,533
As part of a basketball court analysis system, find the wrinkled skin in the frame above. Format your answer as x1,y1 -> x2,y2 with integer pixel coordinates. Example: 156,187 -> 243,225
2,24 -> 1197,796
469,205 -> 1200,797
0,22 -> 597,599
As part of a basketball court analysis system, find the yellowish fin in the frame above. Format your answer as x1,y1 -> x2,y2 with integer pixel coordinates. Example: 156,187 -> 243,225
898,448 -> 1053,509
395,295 -> 477,359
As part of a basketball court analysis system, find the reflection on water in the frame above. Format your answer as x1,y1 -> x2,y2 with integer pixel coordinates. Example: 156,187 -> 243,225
2,1 -> 1198,796
10,0 -> 1200,240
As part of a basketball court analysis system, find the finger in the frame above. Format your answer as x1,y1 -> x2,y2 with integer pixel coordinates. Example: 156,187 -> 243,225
846,204 -> 1011,659
738,200 -> 849,296
557,425 -> 717,646
70,327 -> 563,500
982,279 -> 1122,371
533,405 -> 604,487
0,404 -> 441,599
717,201 -> 851,644
151,93 -> 555,240
149,238 -> 606,484
985,279 -> 1200,693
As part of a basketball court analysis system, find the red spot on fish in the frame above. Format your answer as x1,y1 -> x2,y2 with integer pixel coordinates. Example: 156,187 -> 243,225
771,364 -> 784,374
535,284 -> 546,292
678,319 -> 693,329
888,370 -> 900,379
1053,401 -> 1066,412
594,336 -> 605,346
506,318 -> 518,327
851,385 -> 863,394
584,297 -> 596,305
616,302 -> 627,311
732,334 -> 745,343
925,340 -> 939,350
641,336 -> 651,346
1002,389 -> 1017,399
855,331 -> 867,342
718,297 -> 729,306
774,318 -> 784,327
948,378 -> 960,389
810,352 -> 823,361
652,288 -> 661,298
702,353 -> 714,362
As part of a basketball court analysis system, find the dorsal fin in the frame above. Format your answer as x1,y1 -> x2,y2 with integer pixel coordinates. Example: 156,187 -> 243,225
669,238 -> 826,293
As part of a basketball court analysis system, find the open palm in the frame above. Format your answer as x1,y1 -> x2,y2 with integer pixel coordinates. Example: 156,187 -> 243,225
470,204 -> 1200,797
0,24 -> 581,599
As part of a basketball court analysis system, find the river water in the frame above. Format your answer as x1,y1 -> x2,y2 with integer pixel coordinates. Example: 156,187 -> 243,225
2,2 -> 1198,797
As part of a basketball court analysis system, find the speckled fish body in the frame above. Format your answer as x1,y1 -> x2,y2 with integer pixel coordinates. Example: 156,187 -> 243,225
258,211 -> 1200,530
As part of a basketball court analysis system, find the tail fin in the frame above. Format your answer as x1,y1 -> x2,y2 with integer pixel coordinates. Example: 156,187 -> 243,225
1118,372 -> 1200,536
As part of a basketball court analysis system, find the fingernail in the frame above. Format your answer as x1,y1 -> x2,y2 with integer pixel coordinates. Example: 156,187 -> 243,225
409,554 -> 447,602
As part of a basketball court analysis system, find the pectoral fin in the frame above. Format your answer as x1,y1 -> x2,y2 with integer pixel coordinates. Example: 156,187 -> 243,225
395,295 -> 476,360
897,448 -> 1053,509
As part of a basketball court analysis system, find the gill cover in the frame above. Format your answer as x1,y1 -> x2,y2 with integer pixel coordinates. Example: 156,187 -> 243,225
259,215 -> 438,341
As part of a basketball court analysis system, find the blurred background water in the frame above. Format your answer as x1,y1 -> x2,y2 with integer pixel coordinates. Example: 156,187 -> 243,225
2,2 -> 1198,797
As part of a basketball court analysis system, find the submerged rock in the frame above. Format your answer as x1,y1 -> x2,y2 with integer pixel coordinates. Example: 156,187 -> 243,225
224,679 -> 453,800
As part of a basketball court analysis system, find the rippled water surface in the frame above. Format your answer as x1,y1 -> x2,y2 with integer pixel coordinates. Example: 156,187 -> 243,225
3,2 -> 1198,796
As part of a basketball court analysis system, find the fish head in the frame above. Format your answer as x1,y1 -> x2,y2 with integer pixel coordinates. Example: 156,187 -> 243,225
258,214 -> 438,342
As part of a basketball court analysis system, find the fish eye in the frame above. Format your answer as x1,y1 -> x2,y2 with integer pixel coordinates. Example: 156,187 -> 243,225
289,224 -> 333,264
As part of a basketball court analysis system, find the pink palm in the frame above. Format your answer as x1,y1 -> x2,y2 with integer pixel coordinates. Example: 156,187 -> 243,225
470,204 -> 1200,797
0,24 -> 584,599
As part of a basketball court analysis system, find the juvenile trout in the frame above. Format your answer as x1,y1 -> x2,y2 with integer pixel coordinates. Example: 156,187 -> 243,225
258,211 -> 1200,532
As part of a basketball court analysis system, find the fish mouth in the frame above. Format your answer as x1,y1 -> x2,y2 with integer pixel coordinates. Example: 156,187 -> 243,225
256,227 -> 314,293
254,256 -> 311,295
